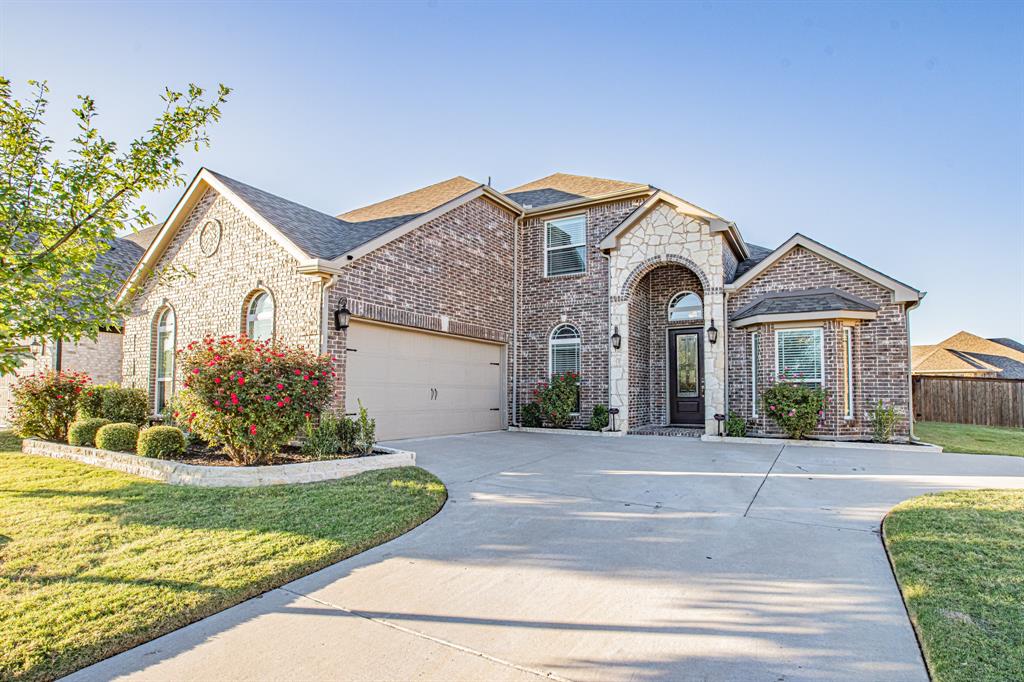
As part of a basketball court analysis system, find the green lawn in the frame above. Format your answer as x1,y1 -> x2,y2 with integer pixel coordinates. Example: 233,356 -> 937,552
883,489 -> 1024,682
915,421 -> 1024,457
0,431 -> 446,681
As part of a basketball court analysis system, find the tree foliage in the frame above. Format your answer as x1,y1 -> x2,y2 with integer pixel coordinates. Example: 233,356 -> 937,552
0,76 -> 230,374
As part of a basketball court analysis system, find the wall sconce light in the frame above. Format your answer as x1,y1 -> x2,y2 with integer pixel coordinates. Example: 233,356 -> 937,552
610,326 -> 622,349
707,318 -> 718,345
28,338 -> 43,355
333,303 -> 351,331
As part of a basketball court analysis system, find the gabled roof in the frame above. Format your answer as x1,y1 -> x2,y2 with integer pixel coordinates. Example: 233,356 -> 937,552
725,233 -> 923,304
733,242 -> 774,280
339,176 -> 480,222
504,173 -> 650,209
731,287 -> 879,327
913,331 -> 1024,378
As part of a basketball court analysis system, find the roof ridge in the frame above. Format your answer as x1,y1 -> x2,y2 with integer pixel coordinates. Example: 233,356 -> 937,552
337,176 -> 480,221
503,171 -> 648,193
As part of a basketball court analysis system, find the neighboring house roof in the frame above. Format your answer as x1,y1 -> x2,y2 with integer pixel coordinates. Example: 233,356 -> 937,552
119,223 -> 162,251
725,233 -> 923,304
912,331 -> 1024,378
339,176 -> 480,222
504,173 -> 650,209
731,287 -> 879,327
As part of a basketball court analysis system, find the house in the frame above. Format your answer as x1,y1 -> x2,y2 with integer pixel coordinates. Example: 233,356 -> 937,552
0,226 -> 160,426
115,169 -> 924,441
912,331 -> 1024,378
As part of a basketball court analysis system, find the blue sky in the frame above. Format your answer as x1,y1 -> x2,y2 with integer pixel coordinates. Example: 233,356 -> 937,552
2,0 -> 1021,344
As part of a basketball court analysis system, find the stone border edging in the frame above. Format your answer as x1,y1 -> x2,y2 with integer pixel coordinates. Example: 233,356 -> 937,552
700,434 -> 943,452
508,426 -> 624,438
21,438 -> 416,487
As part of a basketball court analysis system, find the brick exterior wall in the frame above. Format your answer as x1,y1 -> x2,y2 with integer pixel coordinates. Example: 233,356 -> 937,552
324,196 -> 516,420
516,199 -> 644,428
726,246 -> 912,440
121,189 -> 323,413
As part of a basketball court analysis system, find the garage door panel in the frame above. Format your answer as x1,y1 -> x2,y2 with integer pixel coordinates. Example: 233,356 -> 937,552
346,322 -> 504,441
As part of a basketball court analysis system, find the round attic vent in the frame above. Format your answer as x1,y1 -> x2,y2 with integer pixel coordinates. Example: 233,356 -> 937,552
198,219 -> 222,257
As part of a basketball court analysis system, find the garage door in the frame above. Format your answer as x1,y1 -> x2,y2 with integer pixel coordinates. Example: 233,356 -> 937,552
345,321 -> 505,441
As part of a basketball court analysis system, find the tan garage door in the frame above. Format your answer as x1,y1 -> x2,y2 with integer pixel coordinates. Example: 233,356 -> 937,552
345,321 -> 505,441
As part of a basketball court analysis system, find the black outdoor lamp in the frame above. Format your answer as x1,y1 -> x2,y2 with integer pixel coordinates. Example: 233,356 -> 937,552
333,303 -> 351,331
610,326 -> 622,349
707,318 -> 719,345
28,338 -> 43,355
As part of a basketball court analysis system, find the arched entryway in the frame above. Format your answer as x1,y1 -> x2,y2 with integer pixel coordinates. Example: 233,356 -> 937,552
627,263 -> 707,428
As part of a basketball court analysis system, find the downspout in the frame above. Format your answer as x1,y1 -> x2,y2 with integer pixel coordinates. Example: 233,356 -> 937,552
905,295 -> 924,441
721,290 -> 729,427
320,274 -> 338,355
511,211 -> 523,426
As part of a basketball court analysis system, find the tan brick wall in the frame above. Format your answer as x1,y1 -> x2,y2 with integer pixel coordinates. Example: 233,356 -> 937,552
121,189 -> 323,413
726,246 -> 912,439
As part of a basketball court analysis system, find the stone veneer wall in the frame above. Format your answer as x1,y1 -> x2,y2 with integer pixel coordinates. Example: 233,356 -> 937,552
608,203 -> 727,432
121,189 -> 323,412
516,199 -> 644,428
725,246 -> 912,439
324,196 -> 516,421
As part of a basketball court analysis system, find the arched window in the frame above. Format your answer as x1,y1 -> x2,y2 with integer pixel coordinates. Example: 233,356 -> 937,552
245,291 -> 274,341
153,307 -> 176,413
549,324 -> 582,411
668,291 -> 703,322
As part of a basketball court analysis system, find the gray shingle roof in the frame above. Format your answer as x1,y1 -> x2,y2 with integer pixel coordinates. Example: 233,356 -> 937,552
990,338 -> 1024,354
209,171 -> 478,260
732,242 -> 775,281
733,287 -> 879,321
504,173 -> 649,208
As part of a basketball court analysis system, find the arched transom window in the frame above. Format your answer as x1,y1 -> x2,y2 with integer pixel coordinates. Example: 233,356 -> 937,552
549,324 -> 581,377
668,291 -> 703,322
154,307 -> 176,413
246,291 -> 274,341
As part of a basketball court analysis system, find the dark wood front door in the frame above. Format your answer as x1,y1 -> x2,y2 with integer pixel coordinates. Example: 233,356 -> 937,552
668,328 -> 704,425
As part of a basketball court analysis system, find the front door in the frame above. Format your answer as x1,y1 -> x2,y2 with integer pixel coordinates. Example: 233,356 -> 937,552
668,328 -> 704,425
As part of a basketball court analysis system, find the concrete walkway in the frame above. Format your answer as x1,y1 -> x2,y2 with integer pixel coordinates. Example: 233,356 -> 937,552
68,432 -> 1024,682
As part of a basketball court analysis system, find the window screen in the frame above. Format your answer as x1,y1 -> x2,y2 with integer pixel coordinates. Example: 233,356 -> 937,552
545,216 -> 586,275
776,328 -> 823,384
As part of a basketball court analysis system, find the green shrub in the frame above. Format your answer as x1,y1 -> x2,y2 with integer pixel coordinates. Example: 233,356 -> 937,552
588,404 -> 609,431
68,418 -> 111,447
336,414 -> 359,454
95,422 -> 140,453
521,402 -> 543,428
760,372 -> 827,439
79,384 -> 148,425
303,413 -> 342,459
870,401 -> 899,443
137,425 -> 187,459
354,400 -> 376,455
535,372 -> 579,428
725,412 -> 747,437
10,370 -> 91,441
175,335 -> 334,465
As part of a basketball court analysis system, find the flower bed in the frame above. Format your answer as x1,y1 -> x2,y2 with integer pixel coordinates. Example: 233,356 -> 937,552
21,438 -> 415,487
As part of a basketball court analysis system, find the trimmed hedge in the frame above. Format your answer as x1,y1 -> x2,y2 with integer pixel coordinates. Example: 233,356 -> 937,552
67,418 -> 111,447
95,423 -> 140,453
78,384 -> 148,425
137,426 -> 187,460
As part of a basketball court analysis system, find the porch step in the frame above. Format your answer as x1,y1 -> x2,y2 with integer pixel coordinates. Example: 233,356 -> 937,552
629,425 -> 704,438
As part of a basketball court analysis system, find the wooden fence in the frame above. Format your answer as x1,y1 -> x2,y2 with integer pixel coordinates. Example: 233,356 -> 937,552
912,375 -> 1024,428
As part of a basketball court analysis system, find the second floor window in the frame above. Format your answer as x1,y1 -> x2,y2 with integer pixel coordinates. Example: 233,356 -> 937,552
545,215 -> 587,276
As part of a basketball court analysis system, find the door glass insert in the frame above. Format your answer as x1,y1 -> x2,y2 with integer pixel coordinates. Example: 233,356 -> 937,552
676,334 -> 698,398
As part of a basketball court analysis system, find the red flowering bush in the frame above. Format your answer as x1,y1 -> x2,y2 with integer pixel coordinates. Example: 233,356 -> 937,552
533,372 -> 580,428
10,370 -> 91,441
175,335 -> 335,465
760,371 -> 827,439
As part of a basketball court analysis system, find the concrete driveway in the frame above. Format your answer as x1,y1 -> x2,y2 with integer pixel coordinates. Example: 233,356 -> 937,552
69,432 -> 1024,682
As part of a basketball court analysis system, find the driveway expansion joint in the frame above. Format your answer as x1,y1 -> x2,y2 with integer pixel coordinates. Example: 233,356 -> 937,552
743,445 -> 786,517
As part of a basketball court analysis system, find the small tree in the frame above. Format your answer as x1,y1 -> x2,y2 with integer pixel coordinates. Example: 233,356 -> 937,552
0,77 -> 230,375
175,336 -> 334,465
760,372 -> 827,439
10,370 -> 91,441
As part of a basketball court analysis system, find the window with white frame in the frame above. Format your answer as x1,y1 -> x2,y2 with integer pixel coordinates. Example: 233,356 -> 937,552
668,291 -> 703,322
549,324 -> 581,411
751,332 -> 760,417
843,327 -> 854,418
154,307 -> 176,413
775,328 -> 823,385
545,215 -> 587,276
246,291 -> 274,341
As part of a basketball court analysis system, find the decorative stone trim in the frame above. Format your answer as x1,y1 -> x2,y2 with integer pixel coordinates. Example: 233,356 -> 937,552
618,254 -> 712,297
508,426 -> 624,437
700,434 -> 942,452
21,438 -> 416,487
